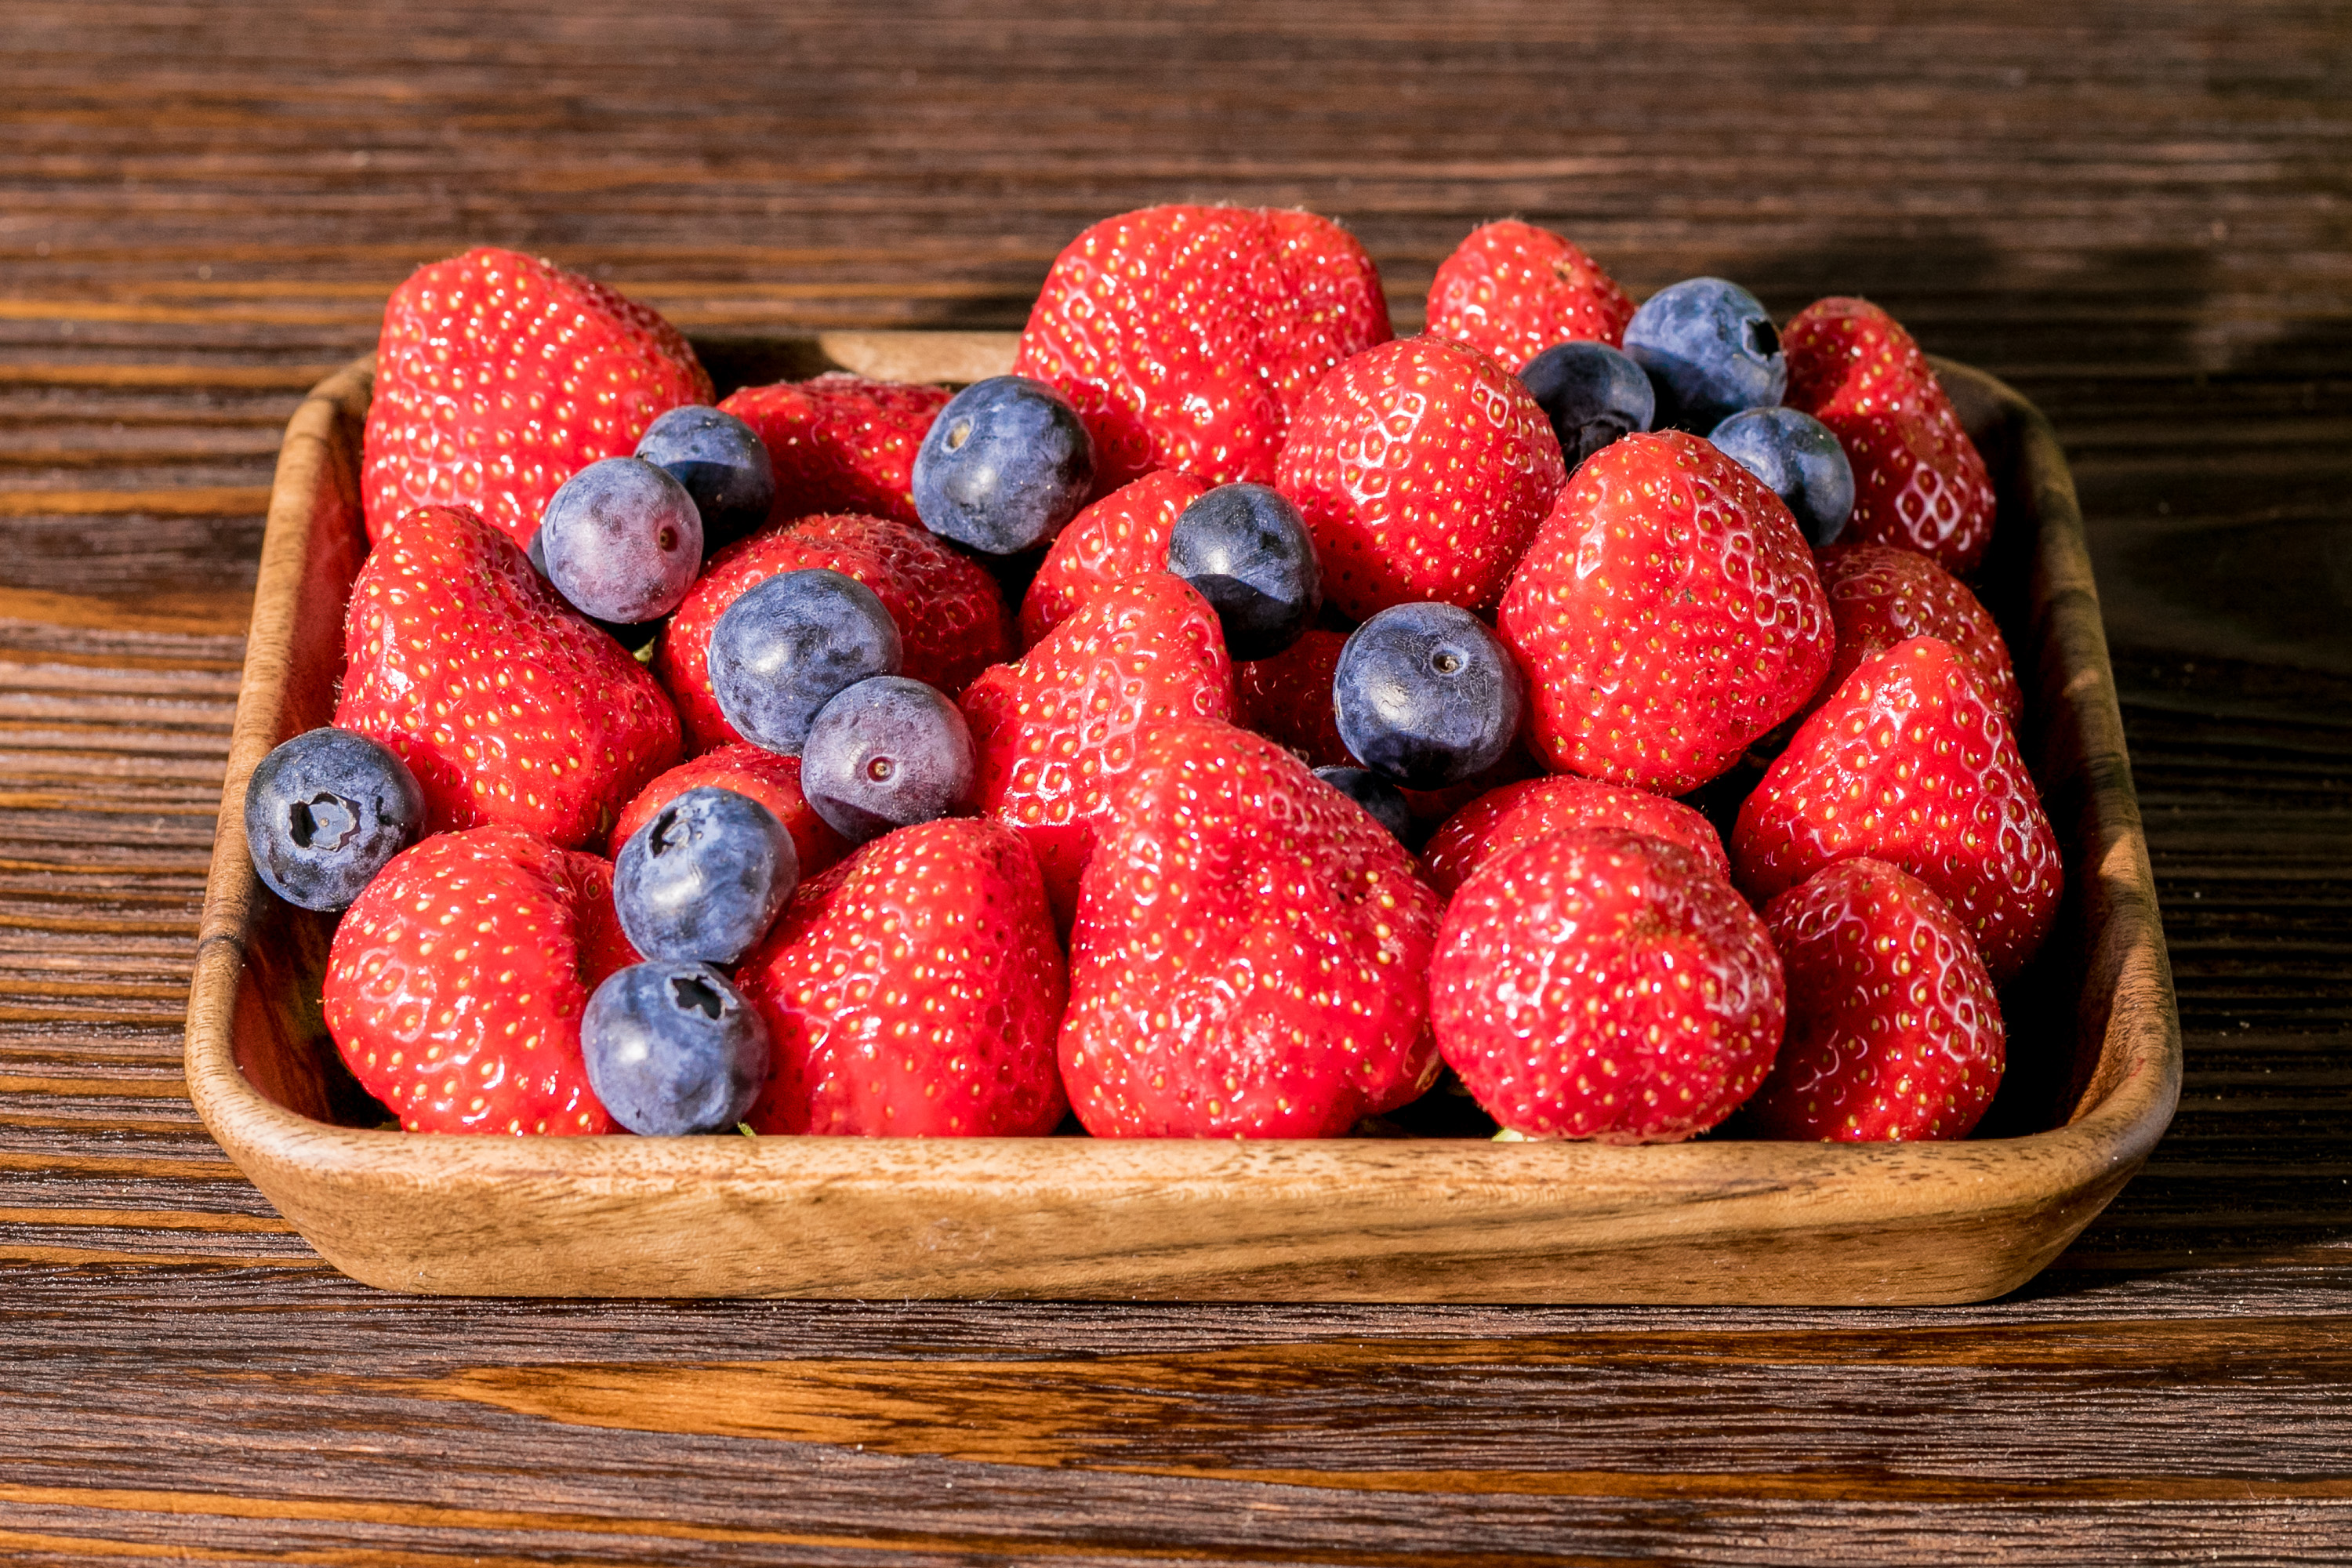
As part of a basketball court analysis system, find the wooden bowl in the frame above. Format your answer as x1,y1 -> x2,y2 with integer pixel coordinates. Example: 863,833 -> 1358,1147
183,335 -> 2180,1302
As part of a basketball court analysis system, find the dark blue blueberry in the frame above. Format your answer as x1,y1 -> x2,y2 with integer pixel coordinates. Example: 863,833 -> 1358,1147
1708,406 -> 1856,546
911,375 -> 1095,554
1518,341 -> 1656,468
612,786 -> 800,965
800,677 -> 976,844
580,962 -> 771,1137
537,456 -> 703,624
1623,278 -> 1788,432
709,568 -> 903,755
1314,766 -> 1413,842
1333,603 -> 1526,790
635,405 -> 775,552
524,526 -> 662,653
1165,483 -> 1323,660
242,727 -> 425,911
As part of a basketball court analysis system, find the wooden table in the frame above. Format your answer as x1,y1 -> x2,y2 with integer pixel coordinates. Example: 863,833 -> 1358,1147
5,2 -> 2347,1560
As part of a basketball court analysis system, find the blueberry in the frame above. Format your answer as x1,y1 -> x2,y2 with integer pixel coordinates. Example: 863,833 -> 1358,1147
911,375 -> 1094,554
1708,406 -> 1856,546
580,962 -> 771,1136
708,568 -> 903,755
1623,278 -> 1788,432
1314,766 -> 1413,842
1333,603 -> 1525,790
612,786 -> 800,965
241,727 -> 426,911
635,405 -> 775,552
1518,341 -> 1656,468
524,528 -> 664,654
800,677 -> 976,844
1165,483 -> 1323,660
537,456 -> 704,624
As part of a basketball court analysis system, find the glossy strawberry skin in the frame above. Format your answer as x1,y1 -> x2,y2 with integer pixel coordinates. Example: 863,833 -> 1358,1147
1232,626 -> 1353,770
323,826 -> 638,1135
1018,470 -> 1210,647
1421,775 -> 1731,897
1813,540 -> 2022,723
1497,430 -> 1833,796
1058,719 -> 1443,1139
361,247 -> 710,546
717,373 -> 949,529
735,818 -> 1067,1137
1014,205 -> 1392,489
1277,335 -> 1566,621
333,505 -> 683,851
1746,858 -> 2005,1142
1430,826 -> 1785,1143
608,742 -> 850,882
1425,220 -> 1636,371
1733,636 -> 2063,983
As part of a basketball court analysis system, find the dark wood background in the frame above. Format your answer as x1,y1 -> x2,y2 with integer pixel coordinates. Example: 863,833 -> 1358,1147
5,1 -> 2349,1561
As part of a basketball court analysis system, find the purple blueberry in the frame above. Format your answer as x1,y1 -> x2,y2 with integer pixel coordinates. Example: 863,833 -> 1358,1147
612,786 -> 800,965
242,727 -> 426,911
708,568 -> 903,755
1166,482 -> 1323,660
1518,341 -> 1655,467
581,962 -> 771,1136
1334,602 -> 1525,790
1708,405 -> 1856,546
1314,766 -> 1413,842
800,677 -> 976,844
1624,278 -> 1787,432
635,405 -> 775,552
911,375 -> 1094,554
537,456 -> 704,624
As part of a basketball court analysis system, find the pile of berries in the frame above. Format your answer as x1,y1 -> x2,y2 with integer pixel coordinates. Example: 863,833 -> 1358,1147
246,209 -> 2053,1148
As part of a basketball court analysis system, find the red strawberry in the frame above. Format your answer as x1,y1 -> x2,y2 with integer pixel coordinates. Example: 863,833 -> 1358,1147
1497,430 -> 1833,795
1232,626 -> 1353,769
608,742 -> 850,881
1018,470 -> 1210,647
1277,336 -> 1566,620
1430,826 -> 1784,1143
1813,540 -> 2022,724
1784,297 -> 1996,575
961,572 -> 1235,925
322,826 -> 637,1135
717,372 -> 949,529
1732,636 -> 2062,983
655,511 -> 1011,753
334,505 -> 682,850
1746,858 -> 2005,1141
735,818 -> 1067,1137
1424,220 -> 1636,371
1014,205 -> 1392,489
1058,719 -> 1443,1138
361,247 -> 710,546
1421,775 -> 1730,897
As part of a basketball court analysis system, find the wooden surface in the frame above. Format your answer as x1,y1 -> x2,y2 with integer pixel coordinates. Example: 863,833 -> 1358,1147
2,0 -> 2347,1557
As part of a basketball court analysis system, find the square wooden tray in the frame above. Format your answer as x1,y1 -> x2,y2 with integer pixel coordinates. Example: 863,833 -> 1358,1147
184,332 -> 2180,1302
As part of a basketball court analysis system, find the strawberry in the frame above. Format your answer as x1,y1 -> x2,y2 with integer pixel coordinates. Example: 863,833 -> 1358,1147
1058,718 -> 1443,1138
1429,826 -> 1784,1143
1784,296 -> 1997,576
1813,540 -> 2022,724
1745,858 -> 2005,1141
1018,470 -> 1210,647
1276,335 -> 1566,620
1424,220 -> 1636,371
608,742 -> 850,882
655,511 -> 1011,753
323,826 -> 637,1134
717,372 -> 949,529
960,572 -> 1235,926
735,818 -> 1067,1137
1014,205 -> 1392,489
1732,636 -> 2063,983
1421,775 -> 1730,897
361,246 -> 711,546
1232,626 -> 1353,770
333,505 -> 682,850
1496,430 -> 1832,795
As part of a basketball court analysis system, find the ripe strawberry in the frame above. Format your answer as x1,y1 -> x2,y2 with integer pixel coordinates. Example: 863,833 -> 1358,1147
1014,205 -> 1392,489
1059,719 -> 1443,1138
1430,826 -> 1784,1143
361,247 -> 711,546
1277,335 -> 1566,620
961,572 -> 1235,925
655,511 -> 1011,753
1813,540 -> 2022,724
1745,858 -> 2005,1141
1425,220 -> 1636,371
735,818 -> 1067,1137
1421,775 -> 1730,897
1497,430 -> 1832,795
334,505 -> 682,850
1232,626 -> 1353,769
1732,636 -> 2063,983
323,826 -> 637,1134
608,742 -> 850,881
717,372 -> 949,529
1018,470 -> 1210,647
1784,297 -> 1997,576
